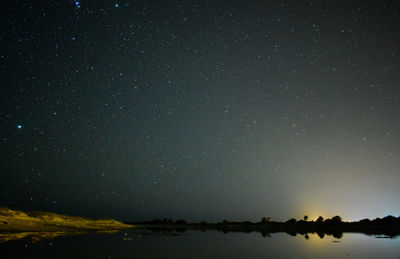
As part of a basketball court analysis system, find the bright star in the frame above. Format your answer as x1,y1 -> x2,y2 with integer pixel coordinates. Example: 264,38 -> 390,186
115,3 -> 119,7
75,1 -> 81,8
17,125 -> 22,129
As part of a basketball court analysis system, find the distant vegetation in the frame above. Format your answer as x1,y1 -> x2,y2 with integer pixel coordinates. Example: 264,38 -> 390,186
285,215 -> 343,224
132,215 -> 400,226
283,215 -> 400,226
130,214 -> 400,239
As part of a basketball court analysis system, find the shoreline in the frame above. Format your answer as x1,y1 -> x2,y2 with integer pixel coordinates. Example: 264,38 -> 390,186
128,221 -> 400,238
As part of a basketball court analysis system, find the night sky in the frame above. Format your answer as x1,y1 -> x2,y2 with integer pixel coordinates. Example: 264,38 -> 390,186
1,0 -> 399,222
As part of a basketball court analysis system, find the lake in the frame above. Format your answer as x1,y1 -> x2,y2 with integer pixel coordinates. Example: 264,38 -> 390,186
1,229 -> 399,258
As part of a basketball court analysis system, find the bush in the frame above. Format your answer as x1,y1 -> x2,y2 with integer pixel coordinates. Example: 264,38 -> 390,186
261,217 -> 271,224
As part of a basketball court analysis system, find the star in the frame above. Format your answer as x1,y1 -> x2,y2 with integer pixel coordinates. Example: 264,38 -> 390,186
2,0 -> 400,225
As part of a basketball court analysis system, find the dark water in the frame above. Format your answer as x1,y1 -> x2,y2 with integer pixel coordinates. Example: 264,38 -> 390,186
1,229 -> 399,259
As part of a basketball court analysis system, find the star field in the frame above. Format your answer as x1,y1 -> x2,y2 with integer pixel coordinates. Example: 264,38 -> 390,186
1,0 -> 400,221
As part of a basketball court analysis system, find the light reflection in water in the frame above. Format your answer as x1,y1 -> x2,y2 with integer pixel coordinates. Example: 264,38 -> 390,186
0,230 -> 399,259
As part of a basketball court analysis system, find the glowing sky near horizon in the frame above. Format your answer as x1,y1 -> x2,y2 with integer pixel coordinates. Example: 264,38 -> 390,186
1,0 -> 399,221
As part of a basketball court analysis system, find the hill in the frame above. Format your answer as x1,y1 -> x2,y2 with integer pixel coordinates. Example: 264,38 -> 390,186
0,207 -> 134,232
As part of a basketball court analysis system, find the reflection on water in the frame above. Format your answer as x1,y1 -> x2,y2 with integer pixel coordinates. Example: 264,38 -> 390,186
0,232 -> 72,243
0,229 -> 399,259
0,230 -> 118,243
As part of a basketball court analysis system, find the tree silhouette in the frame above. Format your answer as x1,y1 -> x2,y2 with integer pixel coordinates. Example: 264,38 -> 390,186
316,216 -> 324,223
261,217 -> 271,224
331,215 -> 342,224
303,215 -> 308,221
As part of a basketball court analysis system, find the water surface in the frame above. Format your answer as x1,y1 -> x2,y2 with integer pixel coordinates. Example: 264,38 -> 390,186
1,229 -> 399,258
